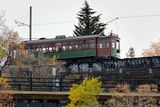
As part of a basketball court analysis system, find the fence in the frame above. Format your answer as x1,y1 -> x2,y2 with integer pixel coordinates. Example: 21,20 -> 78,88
3,68 -> 160,91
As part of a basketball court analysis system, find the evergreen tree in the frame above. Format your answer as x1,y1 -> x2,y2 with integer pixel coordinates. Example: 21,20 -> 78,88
126,47 -> 135,58
73,1 -> 106,36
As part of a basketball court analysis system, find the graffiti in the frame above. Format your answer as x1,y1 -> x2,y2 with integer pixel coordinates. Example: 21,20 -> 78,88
92,63 -> 102,72
103,57 -> 160,69
68,63 -> 102,72
79,63 -> 89,72
152,58 -> 160,67
67,56 -> 160,72
68,64 -> 79,72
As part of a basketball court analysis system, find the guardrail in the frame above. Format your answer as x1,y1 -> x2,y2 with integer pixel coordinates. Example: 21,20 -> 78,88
3,75 -> 160,91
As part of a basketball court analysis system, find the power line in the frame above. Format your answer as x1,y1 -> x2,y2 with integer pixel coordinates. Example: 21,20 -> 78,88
118,14 -> 160,19
33,21 -> 76,26
15,15 -> 29,20
9,14 -> 160,28
27,14 -> 160,26
9,21 -> 76,28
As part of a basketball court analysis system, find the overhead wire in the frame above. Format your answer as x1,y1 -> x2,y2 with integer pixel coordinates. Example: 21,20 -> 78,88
118,14 -> 160,19
106,14 -> 160,34
8,14 -> 160,28
15,15 -> 29,20
22,14 -> 160,26
33,21 -> 76,26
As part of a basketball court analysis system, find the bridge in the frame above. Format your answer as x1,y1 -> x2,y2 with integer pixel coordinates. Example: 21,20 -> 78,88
1,67 -> 160,107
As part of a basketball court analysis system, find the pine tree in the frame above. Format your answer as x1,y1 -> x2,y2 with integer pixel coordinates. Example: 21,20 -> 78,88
73,1 -> 106,36
126,47 -> 135,58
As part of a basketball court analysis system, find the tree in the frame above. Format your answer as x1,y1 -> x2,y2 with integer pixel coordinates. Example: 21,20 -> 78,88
136,84 -> 157,107
126,47 -> 135,58
0,12 -> 19,106
107,83 -> 157,107
3,45 -> 67,90
142,40 -> 160,57
73,1 -> 106,36
0,12 -> 20,68
65,77 -> 102,107
0,12 -> 10,59
0,77 -> 13,107
107,83 -> 134,107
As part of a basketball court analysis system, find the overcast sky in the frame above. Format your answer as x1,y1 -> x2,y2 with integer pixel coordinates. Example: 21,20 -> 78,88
0,0 -> 160,58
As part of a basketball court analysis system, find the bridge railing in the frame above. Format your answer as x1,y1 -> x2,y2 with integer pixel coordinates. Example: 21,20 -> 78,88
2,75 -> 160,92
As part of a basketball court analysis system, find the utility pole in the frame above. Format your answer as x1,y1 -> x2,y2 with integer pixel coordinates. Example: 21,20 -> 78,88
29,6 -> 32,91
0,66 -> 2,77
15,6 -> 32,41
29,6 -> 32,41
110,31 -> 112,56
15,6 -> 33,90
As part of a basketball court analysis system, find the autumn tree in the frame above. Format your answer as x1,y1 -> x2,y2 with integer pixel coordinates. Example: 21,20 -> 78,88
108,83 -> 134,107
0,12 -> 20,69
4,41 -> 48,77
3,44 -> 67,90
136,84 -> 157,107
73,1 -> 106,36
107,83 -> 157,107
65,77 -> 102,107
142,40 -> 160,57
0,77 -> 13,107
0,12 -> 11,59
0,11 -> 15,107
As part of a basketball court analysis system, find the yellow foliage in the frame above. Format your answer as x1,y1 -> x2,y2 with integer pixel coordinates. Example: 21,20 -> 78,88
66,77 -> 102,107
0,49 -> 7,59
49,56 -> 56,65
0,77 -> 10,90
0,77 -> 13,106
0,32 -> 20,59
17,42 -> 25,50
0,39 -> 10,59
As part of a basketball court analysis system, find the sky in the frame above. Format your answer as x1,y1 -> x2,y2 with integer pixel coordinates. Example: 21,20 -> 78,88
0,0 -> 160,58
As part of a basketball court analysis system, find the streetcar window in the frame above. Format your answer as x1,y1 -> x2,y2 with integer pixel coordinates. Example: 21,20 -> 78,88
65,46 -> 69,51
116,40 -> 120,50
43,48 -> 46,52
56,47 -> 59,52
107,43 -> 109,48
69,46 -> 72,50
49,47 -> 52,52
75,45 -> 78,49
82,44 -> 88,49
99,43 -> 103,48
62,46 -> 66,51
89,44 -> 95,48
53,47 -> 56,52
112,42 -> 115,48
